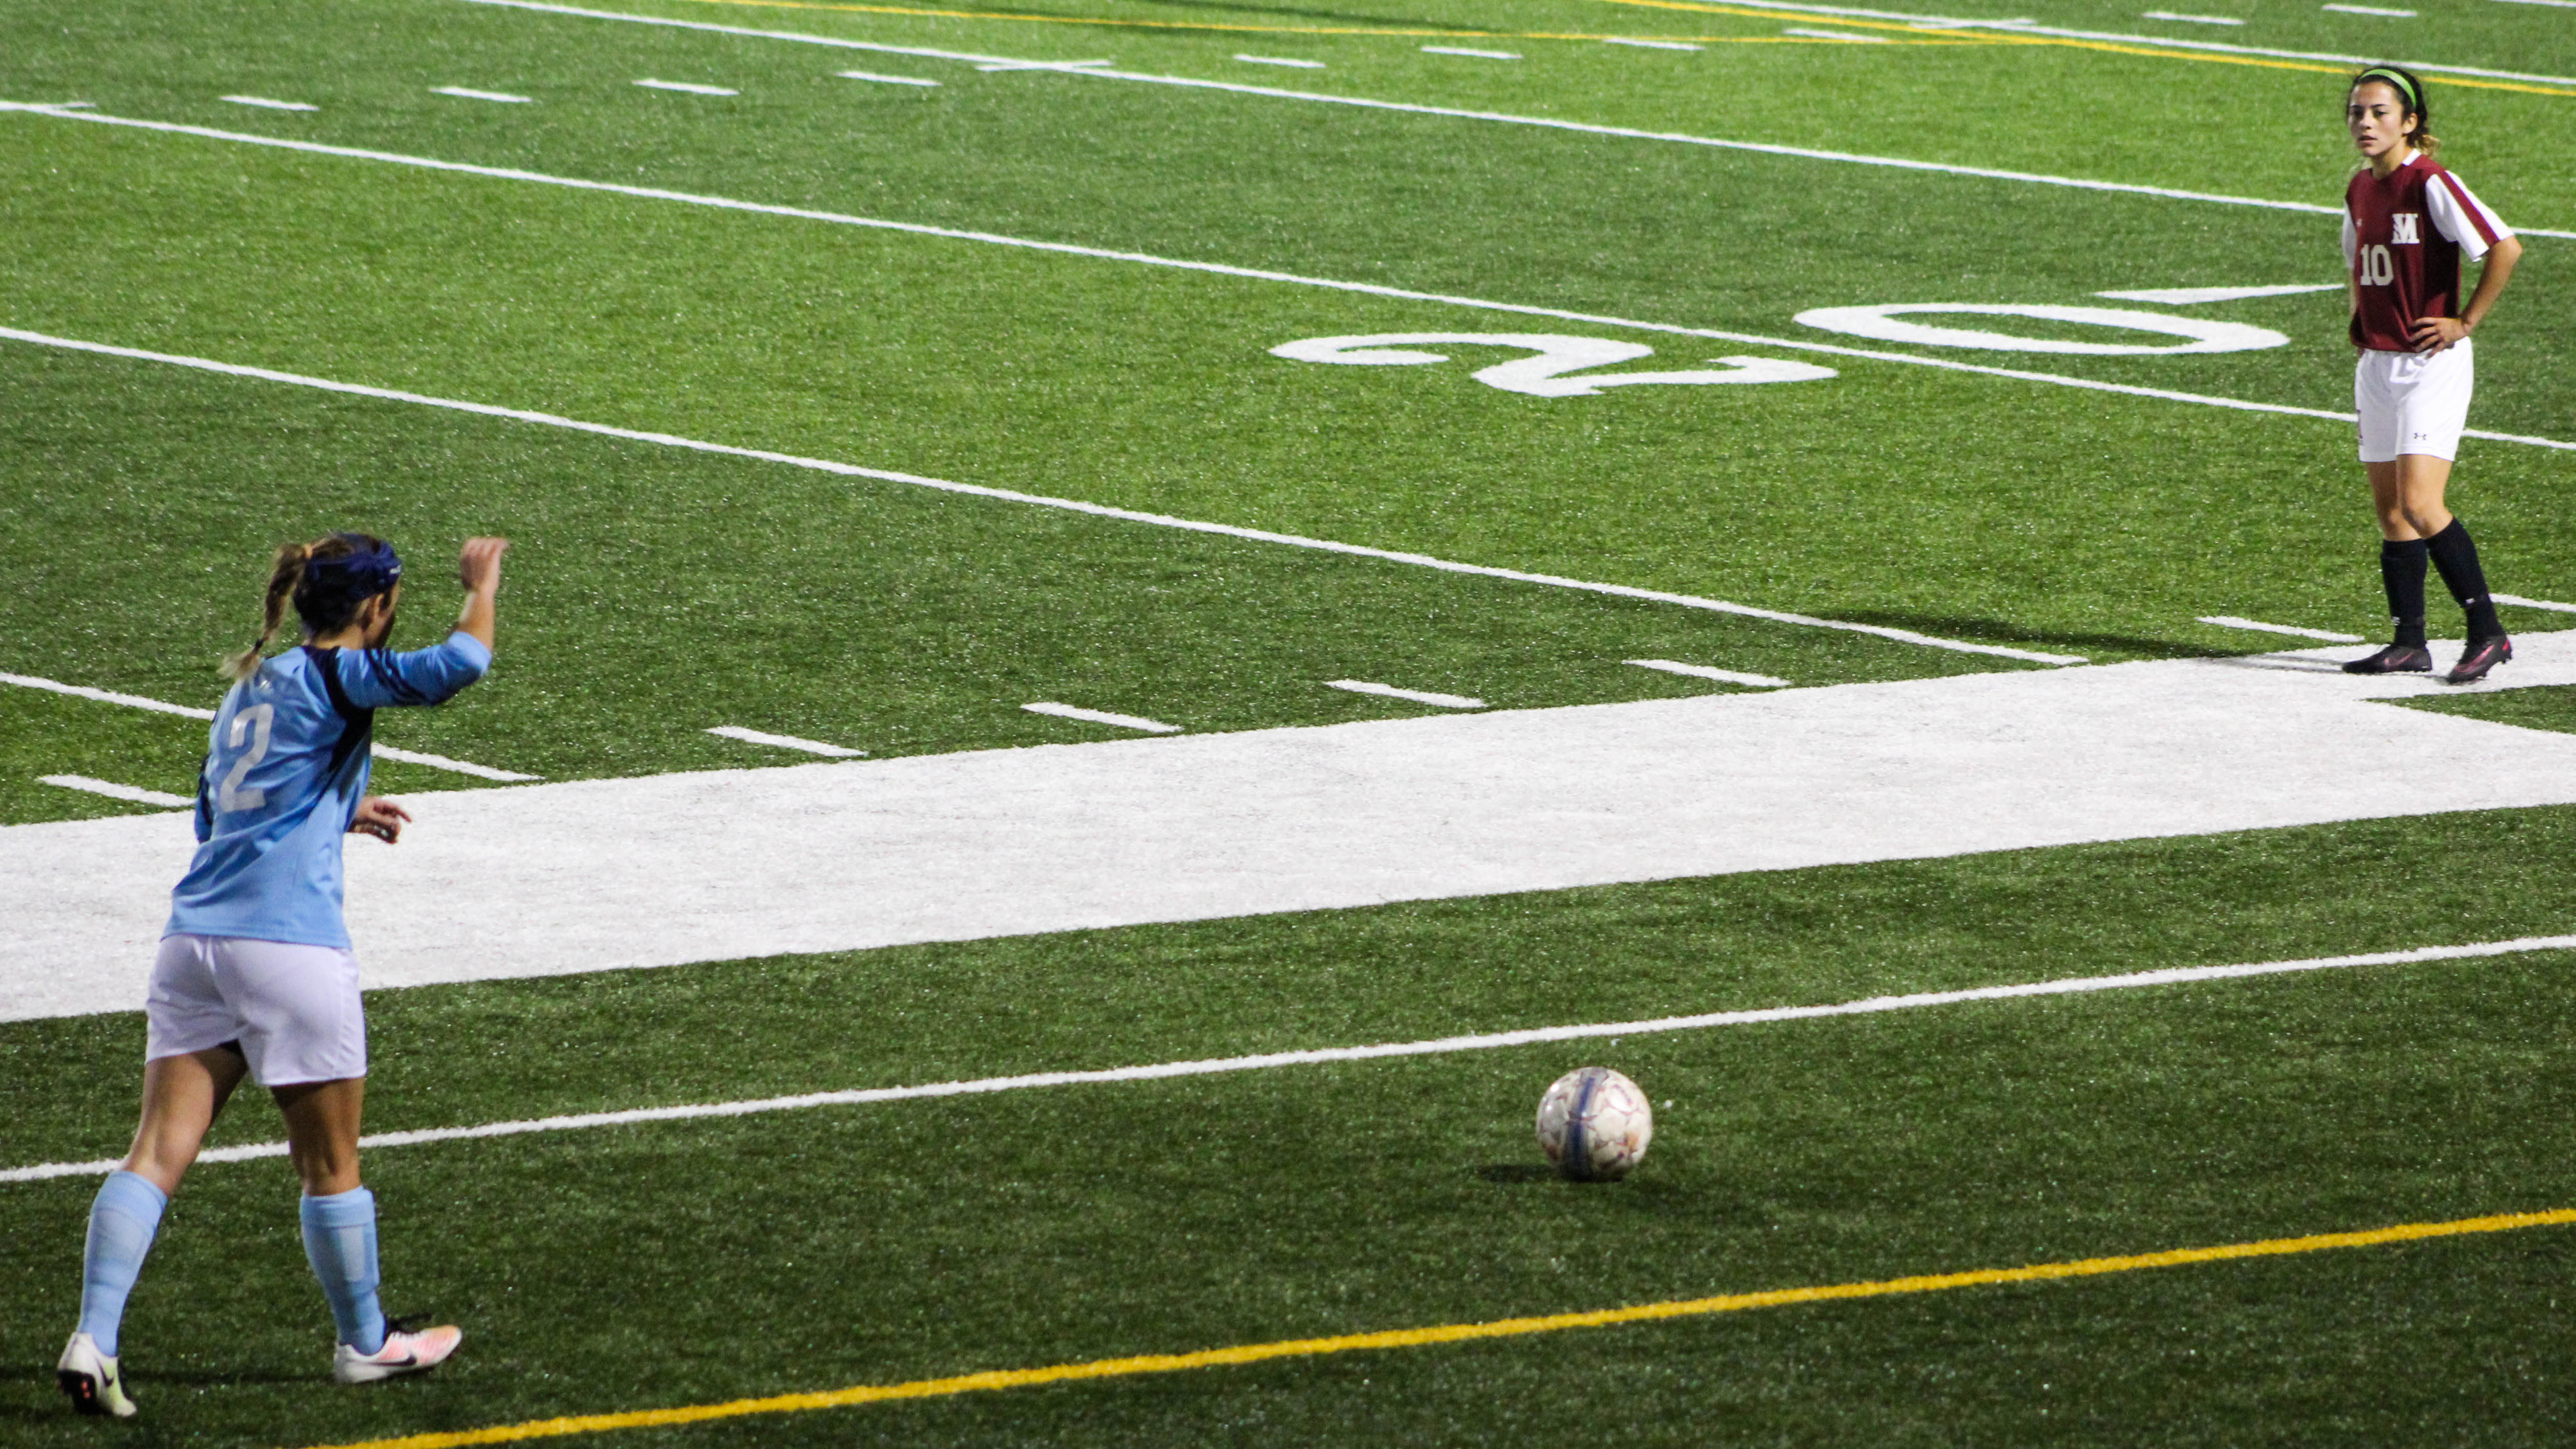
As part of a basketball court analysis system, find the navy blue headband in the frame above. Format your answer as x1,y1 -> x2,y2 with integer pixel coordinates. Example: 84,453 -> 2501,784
302,535 -> 403,600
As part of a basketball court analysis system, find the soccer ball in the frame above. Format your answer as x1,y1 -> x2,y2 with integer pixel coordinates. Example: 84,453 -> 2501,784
1535,1067 -> 1654,1181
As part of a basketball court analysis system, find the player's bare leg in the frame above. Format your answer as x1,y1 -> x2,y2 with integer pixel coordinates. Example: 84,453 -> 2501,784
128,1045 -> 250,1192
275,1077 -> 463,1383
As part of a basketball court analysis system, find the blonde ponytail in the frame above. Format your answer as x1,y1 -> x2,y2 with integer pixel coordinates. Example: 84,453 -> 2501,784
221,542 -> 312,682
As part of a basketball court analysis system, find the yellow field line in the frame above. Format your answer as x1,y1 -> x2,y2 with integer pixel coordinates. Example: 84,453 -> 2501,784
1589,0 -> 2576,95
296,1205 -> 2576,1449
659,0 -> 1998,42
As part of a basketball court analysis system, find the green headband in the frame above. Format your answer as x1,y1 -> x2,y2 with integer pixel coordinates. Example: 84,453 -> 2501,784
2357,67 -> 2420,113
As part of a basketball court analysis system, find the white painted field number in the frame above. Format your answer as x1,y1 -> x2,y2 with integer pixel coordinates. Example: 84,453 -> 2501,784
1269,333 -> 1837,397
1793,303 -> 2287,355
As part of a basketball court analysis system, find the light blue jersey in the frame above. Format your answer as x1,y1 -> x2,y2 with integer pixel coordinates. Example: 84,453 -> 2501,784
166,634 -> 492,948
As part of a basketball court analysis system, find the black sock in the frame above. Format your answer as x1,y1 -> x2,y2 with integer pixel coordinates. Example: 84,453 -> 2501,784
2425,518 -> 2504,640
2379,538 -> 2429,647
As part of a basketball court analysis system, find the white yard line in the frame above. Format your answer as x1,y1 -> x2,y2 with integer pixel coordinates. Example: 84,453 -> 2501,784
39,776 -> 190,809
2198,615 -> 2364,642
1784,27 -> 1893,39
1023,701 -> 1184,733
706,724 -> 865,757
973,59 -> 1113,72
10,106 -> 2568,459
0,668 -> 539,780
0,670 -> 215,719
220,95 -> 317,111
8,932 -> 2570,1184
2097,283 -> 2340,304
1327,680 -> 1486,709
432,86 -> 534,102
1420,46 -> 1521,58
1602,37 -> 1705,49
442,0 -> 2576,241
2320,3 -> 2414,13
1626,660 -> 1791,687
1955,16 -> 2576,88
0,325 -> 2085,666
2496,593 -> 2576,614
634,78 -> 738,94
1234,54 -> 1326,67
837,69 -> 941,84
375,745 -> 540,781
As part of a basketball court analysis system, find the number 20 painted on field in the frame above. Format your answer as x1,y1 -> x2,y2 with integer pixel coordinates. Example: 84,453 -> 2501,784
1269,334 -> 1838,398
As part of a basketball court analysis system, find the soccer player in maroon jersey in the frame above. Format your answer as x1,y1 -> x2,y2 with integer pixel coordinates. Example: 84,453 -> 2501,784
2337,65 -> 2522,683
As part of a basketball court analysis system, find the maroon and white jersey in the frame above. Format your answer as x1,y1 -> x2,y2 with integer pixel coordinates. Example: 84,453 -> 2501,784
2344,153 -> 2511,352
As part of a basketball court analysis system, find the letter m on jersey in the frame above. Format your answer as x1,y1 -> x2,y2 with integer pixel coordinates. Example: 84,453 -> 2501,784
2392,213 -> 2422,245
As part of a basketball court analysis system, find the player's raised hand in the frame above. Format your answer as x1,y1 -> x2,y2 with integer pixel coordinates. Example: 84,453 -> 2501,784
454,538 -> 509,651
350,796 -> 414,843
458,537 -> 510,595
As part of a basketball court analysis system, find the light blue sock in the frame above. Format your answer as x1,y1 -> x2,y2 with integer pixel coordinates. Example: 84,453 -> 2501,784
299,1187 -> 387,1354
77,1170 -> 168,1359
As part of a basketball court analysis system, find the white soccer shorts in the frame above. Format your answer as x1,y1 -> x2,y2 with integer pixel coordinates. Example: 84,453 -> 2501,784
145,934 -> 368,1086
2355,338 -> 2474,464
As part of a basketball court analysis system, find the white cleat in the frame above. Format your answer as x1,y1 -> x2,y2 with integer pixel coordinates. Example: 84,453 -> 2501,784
334,1322 -> 464,1384
57,1332 -> 138,1417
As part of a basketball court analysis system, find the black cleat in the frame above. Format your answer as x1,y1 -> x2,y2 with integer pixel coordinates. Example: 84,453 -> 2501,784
2446,635 -> 2513,685
2343,644 -> 2433,675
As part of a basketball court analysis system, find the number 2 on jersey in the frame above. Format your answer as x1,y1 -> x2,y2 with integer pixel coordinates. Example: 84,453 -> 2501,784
217,703 -> 275,813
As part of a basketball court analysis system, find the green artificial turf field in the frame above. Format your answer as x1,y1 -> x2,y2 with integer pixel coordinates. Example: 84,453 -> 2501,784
5,0 -> 2575,1441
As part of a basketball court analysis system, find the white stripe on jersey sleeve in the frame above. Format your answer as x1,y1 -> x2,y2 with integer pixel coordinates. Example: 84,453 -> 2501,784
2341,209 -> 2358,268
2424,170 -> 2511,261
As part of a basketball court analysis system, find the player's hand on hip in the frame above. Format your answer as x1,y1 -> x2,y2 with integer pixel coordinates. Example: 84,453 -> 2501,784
350,796 -> 414,843
2410,315 -> 2471,353
458,537 -> 510,595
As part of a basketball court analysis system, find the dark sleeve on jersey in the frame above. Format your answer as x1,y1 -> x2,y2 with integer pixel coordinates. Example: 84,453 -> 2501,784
334,632 -> 494,710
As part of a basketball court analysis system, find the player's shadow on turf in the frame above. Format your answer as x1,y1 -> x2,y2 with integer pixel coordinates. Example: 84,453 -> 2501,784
1838,613 -> 2219,661
1475,1164 -> 1563,1183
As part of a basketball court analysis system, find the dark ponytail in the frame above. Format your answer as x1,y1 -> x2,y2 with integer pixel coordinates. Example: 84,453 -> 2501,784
222,542 -> 312,682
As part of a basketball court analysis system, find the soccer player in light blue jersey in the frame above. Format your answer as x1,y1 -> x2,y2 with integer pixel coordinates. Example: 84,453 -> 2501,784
57,532 -> 508,1418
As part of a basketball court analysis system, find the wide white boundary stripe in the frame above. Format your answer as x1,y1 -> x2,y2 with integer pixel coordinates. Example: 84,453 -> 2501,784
8,933 -> 2569,1184
9,102 -> 2574,454
0,325 -> 2080,664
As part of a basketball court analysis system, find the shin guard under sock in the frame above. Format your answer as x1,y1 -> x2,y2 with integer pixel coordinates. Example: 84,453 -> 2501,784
2425,519 -> 2504,640
300,1188 -> 388,1354
77,1171 -> 168,1358
2379,538 -> 2430,647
